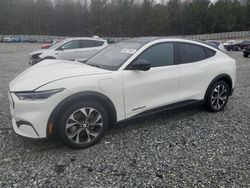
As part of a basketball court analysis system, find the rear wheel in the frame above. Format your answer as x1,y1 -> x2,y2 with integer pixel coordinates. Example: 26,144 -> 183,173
59,101 -> 109,149
206,80 -> 229,112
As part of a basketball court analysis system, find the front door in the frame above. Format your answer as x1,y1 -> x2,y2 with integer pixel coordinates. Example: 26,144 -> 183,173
122,43 -> 180,118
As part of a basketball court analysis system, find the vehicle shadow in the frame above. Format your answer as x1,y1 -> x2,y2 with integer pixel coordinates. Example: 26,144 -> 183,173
110,103 -> 204,135
15,103 -> 205,152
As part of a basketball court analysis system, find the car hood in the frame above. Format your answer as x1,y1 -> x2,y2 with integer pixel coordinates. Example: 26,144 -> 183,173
9,59 -> 111,91
30,49 -> 47,56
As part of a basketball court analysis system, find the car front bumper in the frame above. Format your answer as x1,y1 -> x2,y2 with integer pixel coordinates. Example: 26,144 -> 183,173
8,89 -> 71,139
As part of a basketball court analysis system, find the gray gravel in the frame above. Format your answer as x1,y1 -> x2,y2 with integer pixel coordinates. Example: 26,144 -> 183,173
0,43 -> 250,187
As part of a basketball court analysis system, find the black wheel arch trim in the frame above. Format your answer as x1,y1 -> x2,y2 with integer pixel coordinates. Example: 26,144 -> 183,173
46,91 -> 117,138
16,120 -> 39,136
117,99 -> 203,124
205,74 -> 233,100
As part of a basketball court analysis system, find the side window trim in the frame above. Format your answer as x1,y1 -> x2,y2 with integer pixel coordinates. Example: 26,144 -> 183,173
125,42 -> 176,69
173,42 -> 179,65
204,47 -> 216,58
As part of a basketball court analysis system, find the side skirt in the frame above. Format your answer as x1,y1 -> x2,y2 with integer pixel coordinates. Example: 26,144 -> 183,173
117,99 -> 204,124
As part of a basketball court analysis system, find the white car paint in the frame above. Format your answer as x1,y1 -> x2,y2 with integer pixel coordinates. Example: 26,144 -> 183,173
29,37 -> 108,65
9,38 -> 236,139
217,41 -> 226,51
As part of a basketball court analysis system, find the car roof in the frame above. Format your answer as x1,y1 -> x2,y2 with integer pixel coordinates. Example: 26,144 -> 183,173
121,37 -> 220,52
67,37 -> 106,42
124,37 -> 164,44
123,37 -> 212,46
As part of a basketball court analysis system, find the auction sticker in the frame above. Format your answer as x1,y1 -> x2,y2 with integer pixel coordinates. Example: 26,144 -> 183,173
121,49 -> 137,54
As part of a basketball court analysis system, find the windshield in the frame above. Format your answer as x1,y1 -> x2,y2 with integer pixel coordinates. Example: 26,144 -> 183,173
48,39 -> 69,49
86,41 -> 143,70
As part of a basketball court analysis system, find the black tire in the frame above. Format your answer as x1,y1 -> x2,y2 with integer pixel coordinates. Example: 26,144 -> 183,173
205,80 -> 229,112
59,101 -> 109,149
243,52 -> 249,58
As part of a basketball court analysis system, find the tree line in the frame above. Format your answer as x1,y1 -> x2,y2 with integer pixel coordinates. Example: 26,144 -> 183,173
0,0 -> 250,37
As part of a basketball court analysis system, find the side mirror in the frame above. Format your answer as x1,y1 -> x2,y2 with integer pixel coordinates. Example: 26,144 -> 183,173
76,59 -> 87,63
56,47 -> 63,51
128,59 -> 151,71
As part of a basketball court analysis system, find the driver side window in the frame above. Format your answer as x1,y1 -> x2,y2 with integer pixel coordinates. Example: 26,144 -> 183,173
60,40 -> 80,50
136,43 -> 174,67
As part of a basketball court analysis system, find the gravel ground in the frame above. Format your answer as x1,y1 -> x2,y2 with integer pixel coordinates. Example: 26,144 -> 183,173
0,43 -> 249,187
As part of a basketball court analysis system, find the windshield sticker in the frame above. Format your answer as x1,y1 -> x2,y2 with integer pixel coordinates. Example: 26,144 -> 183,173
121,49 -> 137,54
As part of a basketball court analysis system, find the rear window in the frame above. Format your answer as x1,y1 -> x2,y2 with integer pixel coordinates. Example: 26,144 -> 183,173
204,47 -> 216,58
95,41 -> 104,46
79,40 -> 105,48
176,43 -> 207,64
80,40 -> 97,48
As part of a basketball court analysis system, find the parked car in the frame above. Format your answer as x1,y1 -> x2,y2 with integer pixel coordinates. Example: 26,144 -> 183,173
29,37 -> 108,65
226,40 -> 250,51
223,40 -> 242,51
3,36 -> 12,42
239,40 -> 250,50
9,37 -> 236,149
243,45 -> 250,58
205,40 -> 225,51
3,36 -> 20,43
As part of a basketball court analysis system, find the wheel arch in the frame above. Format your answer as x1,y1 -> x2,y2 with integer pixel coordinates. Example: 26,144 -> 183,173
46,91 -> 117,138
204,74 -> 233,100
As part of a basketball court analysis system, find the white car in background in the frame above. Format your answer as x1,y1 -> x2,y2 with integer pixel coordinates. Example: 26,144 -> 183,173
9,37 -> 236,149
222,40 -> 239,50
29,37 -> 108,65
3,36 -> 12,42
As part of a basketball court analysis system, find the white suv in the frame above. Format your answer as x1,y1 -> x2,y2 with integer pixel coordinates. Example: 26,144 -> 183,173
9,37 -> 236,149
29,37 -> 108,65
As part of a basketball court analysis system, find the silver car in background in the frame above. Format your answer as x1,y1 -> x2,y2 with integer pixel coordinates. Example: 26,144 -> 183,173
29,37 -> 108,65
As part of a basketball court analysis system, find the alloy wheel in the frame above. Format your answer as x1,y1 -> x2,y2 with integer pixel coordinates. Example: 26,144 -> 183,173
65,107 -> 103,144
211,84 -> 228,110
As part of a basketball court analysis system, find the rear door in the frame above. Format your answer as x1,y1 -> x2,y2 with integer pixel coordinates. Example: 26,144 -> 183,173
77,40 -> 105,59
175,42 -> 216,101
57,40 -> 81,60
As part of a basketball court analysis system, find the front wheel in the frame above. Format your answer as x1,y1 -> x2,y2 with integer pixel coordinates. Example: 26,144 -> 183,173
205,80 -> 229,112
243,52 -> 249,58
59,101 -> 109,149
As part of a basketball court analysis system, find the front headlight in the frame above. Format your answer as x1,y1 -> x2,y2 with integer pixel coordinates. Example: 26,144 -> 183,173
15,88 -> 64,101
